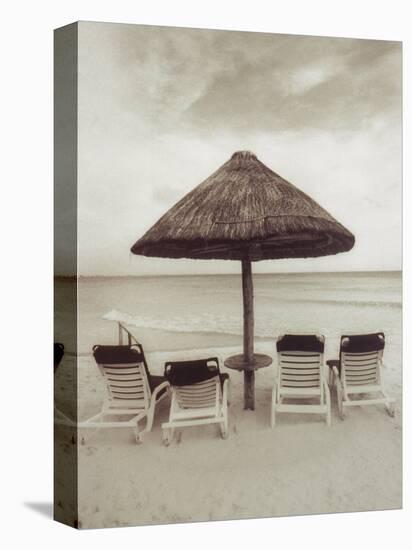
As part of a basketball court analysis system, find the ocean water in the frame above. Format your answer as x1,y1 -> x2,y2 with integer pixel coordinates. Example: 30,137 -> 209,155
68,271 -> 402,356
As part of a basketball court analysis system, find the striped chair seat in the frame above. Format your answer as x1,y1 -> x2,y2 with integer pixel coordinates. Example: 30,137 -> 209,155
78,344 -> 170,443
271,334 -> 331,427
340,333 -> 384,390
329,333 -> 395,418
162,357 -> 230,444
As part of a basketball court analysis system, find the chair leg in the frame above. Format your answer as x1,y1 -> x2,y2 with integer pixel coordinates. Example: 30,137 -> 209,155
328,368 -> 334,389
220,418 -> 229,439
219,399 -> 229,439
270,408 -> 276,428
270,386 -> 277,428
133,399 -> 159,444
324,381 -> 331,426
379,384 -> 395,417
337,383 -> 345,419
386,402 -> 395,417
332,367 -> 344,420
79,408 -> 105,444
382,391 -> 395,417
133,425 -> 143,444
162,427 -> 173,446
145,402 -> 156,432
219,391 -> 229,439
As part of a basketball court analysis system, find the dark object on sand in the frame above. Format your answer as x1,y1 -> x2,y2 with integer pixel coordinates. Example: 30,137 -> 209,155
54,343 -> 65,373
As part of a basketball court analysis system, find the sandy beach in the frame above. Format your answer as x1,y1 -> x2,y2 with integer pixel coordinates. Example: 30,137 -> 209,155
54,272 -> 402,528
56,339 -> 402,528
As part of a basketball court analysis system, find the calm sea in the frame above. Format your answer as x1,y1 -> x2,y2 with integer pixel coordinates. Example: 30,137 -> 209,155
69,271 -> 402,355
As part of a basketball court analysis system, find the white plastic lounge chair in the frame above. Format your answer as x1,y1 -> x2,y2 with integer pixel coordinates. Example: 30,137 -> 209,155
161,357 -> 230,445
271,334 -> 331,427
329,332 -> 395,419
79,344 -> 170,443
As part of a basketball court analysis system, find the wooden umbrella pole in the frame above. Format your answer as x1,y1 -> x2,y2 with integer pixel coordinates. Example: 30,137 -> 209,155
242,258 -> 255,410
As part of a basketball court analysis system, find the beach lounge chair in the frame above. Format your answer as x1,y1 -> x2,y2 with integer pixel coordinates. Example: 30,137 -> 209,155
161,357 -> 230,445
271,334 -> 331,427
54,342 -> 76,428
79,344 -> 170,443
328,332 -> 395,419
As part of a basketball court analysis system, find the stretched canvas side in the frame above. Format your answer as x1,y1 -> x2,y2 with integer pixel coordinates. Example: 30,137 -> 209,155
54,22 -> 79,528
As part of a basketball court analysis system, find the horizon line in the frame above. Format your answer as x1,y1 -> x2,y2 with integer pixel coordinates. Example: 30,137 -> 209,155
54,269 -> 402,279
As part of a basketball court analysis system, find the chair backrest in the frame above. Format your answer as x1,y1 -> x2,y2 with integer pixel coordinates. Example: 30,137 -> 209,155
340,333 -> 384,387
93,345 -> 151,408
164,358 -> 220,409
276,334 -> 325,389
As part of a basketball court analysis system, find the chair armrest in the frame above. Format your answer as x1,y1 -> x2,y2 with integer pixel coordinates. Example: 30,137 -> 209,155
222,377 -> 229,406
151,380 -> 170,402
332,365 -> 341,383
327,359 -> 341,376
219,372 -> 229,391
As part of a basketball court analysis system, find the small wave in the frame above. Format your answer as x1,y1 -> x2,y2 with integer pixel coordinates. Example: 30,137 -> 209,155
254,293 -> 401,308
295,298 -> 401,309
103,308 -> 396,341
103,309 -> 244,337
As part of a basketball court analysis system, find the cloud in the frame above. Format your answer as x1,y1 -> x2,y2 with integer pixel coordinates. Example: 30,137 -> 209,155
284,63 -> 338,96
78,24 -> 401,136
70,23 -> 401,276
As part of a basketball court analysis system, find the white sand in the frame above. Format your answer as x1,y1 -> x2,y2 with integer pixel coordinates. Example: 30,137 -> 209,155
55,340 -> 402,529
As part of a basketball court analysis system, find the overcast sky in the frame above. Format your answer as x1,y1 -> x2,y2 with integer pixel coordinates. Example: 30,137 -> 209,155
75,22 -> 402,276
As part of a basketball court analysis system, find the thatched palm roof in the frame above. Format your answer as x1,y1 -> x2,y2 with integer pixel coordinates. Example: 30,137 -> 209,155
131,151 -> 355,261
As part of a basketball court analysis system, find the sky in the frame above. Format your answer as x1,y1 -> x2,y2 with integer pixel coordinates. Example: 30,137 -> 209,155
74,22 -> 402,276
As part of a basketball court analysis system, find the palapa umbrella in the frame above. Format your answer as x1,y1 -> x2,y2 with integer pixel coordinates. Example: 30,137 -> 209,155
131,151 -> 355,409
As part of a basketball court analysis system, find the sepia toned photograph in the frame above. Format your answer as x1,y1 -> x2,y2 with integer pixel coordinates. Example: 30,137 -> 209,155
54,21 -> 402,529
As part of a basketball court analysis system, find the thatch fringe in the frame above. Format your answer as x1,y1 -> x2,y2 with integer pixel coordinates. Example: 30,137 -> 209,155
131,151 -> 355,261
